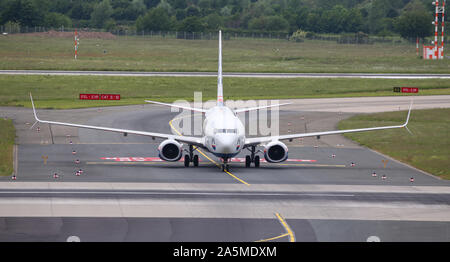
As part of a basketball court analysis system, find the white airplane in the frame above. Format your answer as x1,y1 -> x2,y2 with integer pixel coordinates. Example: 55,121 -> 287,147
30,31 -> 412,172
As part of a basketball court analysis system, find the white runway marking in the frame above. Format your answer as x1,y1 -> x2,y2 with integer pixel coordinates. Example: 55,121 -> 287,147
0,190 -> 355,198
1,70 -> 450,79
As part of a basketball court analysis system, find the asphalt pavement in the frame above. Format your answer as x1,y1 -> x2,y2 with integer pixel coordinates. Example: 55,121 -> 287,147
0,96 -> 449,241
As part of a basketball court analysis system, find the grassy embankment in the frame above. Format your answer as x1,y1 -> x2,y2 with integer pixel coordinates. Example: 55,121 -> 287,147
0,118 -> 15,176
0,75 -> 449,109
338,108 -> 450,180
0,35 -> 449,73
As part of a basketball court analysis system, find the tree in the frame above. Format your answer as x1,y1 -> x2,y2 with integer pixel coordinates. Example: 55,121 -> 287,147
157,0 -> 173,15
49,0 -> 72,14
198,0 -> 211,9
113,0 -> 146,20
1,0 -> 23,25
1,0 -> 44,27
69,2 -> 93,20
0,0 -> 430,35
144,0 -> 161,9
178,16 -> 205,32
394,10 -> 432,39
220,6 -> 232,16
345,8 -> 363,33
131,0 -> 147,16
171,0 -> 187,9
20,0 -> 44,26
43,12 -> 72,28
203,13 -> 224,30
91,0 -> 113,28
368,0 -> 393,34
186,6 -> 201,17
136,7 -> 173,31
248,15 -> 289,32
282,7 -> 308,33
321,5 -> 349,33
305,12 -> 322,32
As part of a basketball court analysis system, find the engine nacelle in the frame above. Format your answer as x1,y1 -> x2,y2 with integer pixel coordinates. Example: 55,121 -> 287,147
264,141 -> 288,163
158,139 -> 182,162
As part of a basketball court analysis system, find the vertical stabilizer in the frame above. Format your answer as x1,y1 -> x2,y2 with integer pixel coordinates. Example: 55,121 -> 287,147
217,30 -> 224,106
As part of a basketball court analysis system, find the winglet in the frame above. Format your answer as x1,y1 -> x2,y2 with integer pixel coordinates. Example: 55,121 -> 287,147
29,93 -> 40,122
402,100 -> 413,127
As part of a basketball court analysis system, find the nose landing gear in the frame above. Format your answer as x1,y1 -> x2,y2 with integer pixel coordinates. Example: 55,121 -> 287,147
221,158 -> 230,172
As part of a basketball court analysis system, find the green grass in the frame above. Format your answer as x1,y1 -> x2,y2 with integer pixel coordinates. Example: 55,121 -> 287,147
1,35 -> 449,73
338,108 -> 450,180
0,118 -> 15,176
0,75 -> 449,109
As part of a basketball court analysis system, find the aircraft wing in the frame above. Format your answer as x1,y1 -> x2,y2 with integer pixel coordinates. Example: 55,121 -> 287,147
30,94 -> 204,147
245,101 -> 412,147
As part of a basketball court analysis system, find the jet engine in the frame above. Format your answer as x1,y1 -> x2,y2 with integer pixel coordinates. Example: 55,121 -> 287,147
158,139 -> 183,162
264,141 -> 288,163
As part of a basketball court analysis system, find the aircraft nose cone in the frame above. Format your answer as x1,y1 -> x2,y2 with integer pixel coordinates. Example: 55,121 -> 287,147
216,134 -> 236,153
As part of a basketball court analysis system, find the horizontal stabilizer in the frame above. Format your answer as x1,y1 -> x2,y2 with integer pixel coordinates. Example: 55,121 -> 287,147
234,102 -> 291,113
145,100 -> 206,113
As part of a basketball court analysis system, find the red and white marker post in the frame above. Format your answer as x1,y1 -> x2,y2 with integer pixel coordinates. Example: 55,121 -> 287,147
74,29 -> 79,60
441,0 -> 445,58
435,1 -> 440,59
424,1 -> 445,59
416,37 -> 419,56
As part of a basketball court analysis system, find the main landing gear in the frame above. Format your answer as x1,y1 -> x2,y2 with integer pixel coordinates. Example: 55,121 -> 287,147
184,145 -> 199,167
245,146 -> 260,168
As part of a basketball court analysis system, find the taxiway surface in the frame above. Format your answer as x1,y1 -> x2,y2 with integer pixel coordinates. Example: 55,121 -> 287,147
0,96 -> 449,241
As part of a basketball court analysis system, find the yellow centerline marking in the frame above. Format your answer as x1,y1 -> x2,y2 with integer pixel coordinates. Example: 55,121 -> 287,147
255,233 -> 290,242
169,113 -> 250,186
276,163 -> 346,168
254,213 -> 295,242
275,213 -> 296,242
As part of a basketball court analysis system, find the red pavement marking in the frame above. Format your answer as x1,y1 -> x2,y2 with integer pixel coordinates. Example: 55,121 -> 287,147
101,157 -> 316,163
101,157 -> 197,162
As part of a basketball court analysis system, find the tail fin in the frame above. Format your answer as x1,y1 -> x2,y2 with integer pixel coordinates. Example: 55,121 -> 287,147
217,30 -> 223,106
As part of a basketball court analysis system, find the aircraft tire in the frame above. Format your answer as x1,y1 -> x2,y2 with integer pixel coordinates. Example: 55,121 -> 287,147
193,155 -> 199,167
245,155 -> 251,168
184,155 -> 190,167
254,155 -> 260,168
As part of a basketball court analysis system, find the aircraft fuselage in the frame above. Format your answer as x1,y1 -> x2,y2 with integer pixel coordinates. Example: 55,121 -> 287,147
203,106 -> 245,159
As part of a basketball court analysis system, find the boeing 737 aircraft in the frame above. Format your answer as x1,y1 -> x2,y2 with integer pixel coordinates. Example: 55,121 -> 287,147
30,31 -> 412,172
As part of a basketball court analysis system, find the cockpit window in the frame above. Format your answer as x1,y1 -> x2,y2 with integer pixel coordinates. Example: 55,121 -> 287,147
214,128 -> 237,134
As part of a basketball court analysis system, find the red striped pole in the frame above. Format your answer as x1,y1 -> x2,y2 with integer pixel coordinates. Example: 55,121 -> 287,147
74,29 -> 78,60
442,0 -> 445,59
435,1 -> 439,59
416,37 -> 419,56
